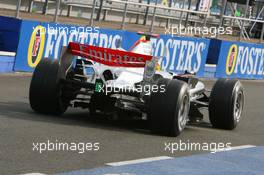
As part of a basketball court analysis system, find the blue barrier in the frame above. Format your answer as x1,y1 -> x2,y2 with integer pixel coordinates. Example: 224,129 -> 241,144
13,19 -> 210,76
0,16 -> 22,52
214,39 -> 264,79
9,17 -> 264,79
207,39 -> 222,64
0,52 -> 16,73
204,64 -> 217,78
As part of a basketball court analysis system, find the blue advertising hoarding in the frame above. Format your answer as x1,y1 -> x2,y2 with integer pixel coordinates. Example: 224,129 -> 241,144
14,19 -> 210,76
152,35 -> 209,76
215,40 -> 264,79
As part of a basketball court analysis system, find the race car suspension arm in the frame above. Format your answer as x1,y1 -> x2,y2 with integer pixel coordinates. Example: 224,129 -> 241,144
192,92 -> 209,108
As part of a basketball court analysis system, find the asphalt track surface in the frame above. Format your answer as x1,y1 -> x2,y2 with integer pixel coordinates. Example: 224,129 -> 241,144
0,74 -> 263,175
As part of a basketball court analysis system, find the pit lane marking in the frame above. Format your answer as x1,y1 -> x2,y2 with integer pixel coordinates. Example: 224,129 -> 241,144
106,156 -> 173,166
20,173 -> 46,175
213,145 -> 256,153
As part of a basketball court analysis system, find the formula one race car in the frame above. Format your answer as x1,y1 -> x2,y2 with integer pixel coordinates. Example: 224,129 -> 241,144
29,33 -> 245,137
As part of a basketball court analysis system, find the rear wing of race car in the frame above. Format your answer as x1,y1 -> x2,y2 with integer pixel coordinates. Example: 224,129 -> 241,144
59,42 -> 157,84
66,42 -> 153,67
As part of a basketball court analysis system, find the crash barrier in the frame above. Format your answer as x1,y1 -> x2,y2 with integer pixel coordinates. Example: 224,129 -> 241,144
208,39 -> 264,79
0,16 -> 20,73
0,15 -> 263,79
0,52 -> 16,73
204,64 -> 217,79
0,16 -> 21,52
13,19 -> 210,77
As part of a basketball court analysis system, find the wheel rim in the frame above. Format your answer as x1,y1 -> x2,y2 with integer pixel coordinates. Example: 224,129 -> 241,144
178,94 -> 190,131
234,90 -> 244,123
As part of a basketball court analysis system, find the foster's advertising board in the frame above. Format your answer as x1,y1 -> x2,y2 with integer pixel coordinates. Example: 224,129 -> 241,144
216,40 -> 264,79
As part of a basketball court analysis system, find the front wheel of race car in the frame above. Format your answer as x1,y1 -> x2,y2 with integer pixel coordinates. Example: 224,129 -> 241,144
29,58 -> 68,115
209,79 -> 245,130
149,78 -> 190,137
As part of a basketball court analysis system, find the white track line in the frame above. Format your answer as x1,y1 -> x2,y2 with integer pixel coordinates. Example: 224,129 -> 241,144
20,173 -> 46,175
230,145 -> 256,150
213,145 -> 256,153
106,156 -> 173,166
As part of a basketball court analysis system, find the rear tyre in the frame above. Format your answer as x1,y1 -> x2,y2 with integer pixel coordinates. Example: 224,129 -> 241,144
29,58 -> 68,115
149,78 -> 190,136
209,79 -> 244,130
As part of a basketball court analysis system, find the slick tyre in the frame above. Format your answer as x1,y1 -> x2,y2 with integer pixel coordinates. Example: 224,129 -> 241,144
209,79 -> 244,130
29,58 -> 68,115
149,78 -> 190,136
